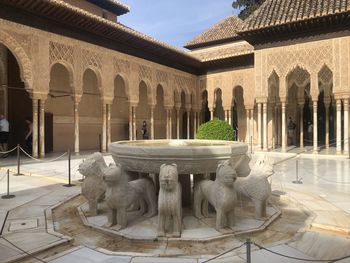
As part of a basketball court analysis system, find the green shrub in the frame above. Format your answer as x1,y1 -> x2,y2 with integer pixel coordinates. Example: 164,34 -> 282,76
196,119 -> 235,141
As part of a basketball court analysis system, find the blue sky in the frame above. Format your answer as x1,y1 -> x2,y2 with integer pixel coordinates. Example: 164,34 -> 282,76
118,0 -> 239,49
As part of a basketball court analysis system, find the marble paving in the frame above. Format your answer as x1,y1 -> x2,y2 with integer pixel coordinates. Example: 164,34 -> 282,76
0,151 -> 350,262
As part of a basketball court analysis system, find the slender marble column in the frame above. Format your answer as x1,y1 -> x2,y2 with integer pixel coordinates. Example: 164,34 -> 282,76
166,110 -> 169,139
193,111 -> 197,138
228,109 -> 232,126
299,104 -> 304,148
263,102 -> 268,151
169,109 -> 173,139
225,110 -> 229,123
102,104 -> 107,153
245,109 -> 250,143
281,102 -> 286,152
107,104 -> 111,150
176,109 -> 180,139
39,100 -> 45,158
312,100 -> 318,154
32,99 -> 39,158
344,98 -> 349,155
325,103 -> 330,149
257,103 -> 262,149
150,107 -> 155,139
187,110 -> 190,139
132,106 -> 136,140
210,110 -> 214,120
274,105 -> 278,148
336,99 -> 342,154
74,100 -> 80,153
129,105 -> 133,140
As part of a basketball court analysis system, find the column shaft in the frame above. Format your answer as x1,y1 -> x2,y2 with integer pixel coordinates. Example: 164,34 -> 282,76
187,111 -> 190,139
39,100 -> 45,158
246,109 -> 250,143
74,101 -> 80,153
313,100 -> 318,153
210,110 -> 214,120
176,109 -> 180,139
299,104 -> 304,148
263,102 -> 268,151
170,109 -> 173,139
102,104 -> 107,153
336,99 -> 342,154
107,104 -> 111,150
228,110 -> 232,126
257,103 -> 262,149
344,99 -> 349,155
249,109 -> 254,145
32,99 -> 39,158
132,106 -> 136,140
150,107 -> 155,140
193,111 -> 197,138
129,105 -> 133,140
281,102 -> 286,152
325,104 -> 330,149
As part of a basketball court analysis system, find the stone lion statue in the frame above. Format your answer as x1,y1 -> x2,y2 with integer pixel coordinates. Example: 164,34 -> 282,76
102,164 -> 157,229
235,155 -> 273,219
79,152 -> 108,216
194,160 -> 237,232
157,164 -> 182,237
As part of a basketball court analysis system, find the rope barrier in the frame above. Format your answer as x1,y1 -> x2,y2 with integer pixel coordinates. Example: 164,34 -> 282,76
254,242 -> 350,262
201,242 -> 246,263
0,146 -> 18,155
19,147 -> 67,163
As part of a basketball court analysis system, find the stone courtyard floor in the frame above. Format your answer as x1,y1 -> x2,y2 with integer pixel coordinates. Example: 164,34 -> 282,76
0,150 -> 350,263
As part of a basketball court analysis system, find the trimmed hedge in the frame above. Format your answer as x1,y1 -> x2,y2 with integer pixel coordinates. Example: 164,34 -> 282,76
196,119 -> 235,141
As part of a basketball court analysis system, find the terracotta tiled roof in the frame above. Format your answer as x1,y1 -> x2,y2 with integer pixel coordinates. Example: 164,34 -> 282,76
242,0 -> 350,32
185,16 -> 245,49
190,42 -> 254,62
86,0 -> 130,16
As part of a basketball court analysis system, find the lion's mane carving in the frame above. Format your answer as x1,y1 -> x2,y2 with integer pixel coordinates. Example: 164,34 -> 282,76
102,164 -> 157,229
194,160 -> 237,232
157,164 -> 182,237
79,152 -> 107,216
235,155 -> 273,218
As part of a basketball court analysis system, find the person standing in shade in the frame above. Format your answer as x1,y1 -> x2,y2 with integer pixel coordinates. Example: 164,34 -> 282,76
25,117 -> 33,153
287,117 -> 296,146
0,114 -> 10,157
141,120 -> 148,140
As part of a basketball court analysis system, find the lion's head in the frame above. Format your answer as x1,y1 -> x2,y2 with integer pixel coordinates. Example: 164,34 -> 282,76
216,160 -> 237,187
102,163 -> 124,185
159,164 -> 178,191
78,153 -> 101,177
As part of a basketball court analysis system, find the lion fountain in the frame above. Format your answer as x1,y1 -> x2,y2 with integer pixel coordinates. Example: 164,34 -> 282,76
78,141 -> 274,240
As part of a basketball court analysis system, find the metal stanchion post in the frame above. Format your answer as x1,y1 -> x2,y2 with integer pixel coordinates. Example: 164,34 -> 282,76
2,169 -> 15,199
292,159 -> 302,184
246,238 -> 251,263
14,145 -> 23,176
63,149 -> 75,187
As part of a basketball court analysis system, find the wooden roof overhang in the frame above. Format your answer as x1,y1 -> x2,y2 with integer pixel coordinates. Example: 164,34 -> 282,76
239,12 -> 350,46
0,0 -> 204,74
86,0 -> 130,16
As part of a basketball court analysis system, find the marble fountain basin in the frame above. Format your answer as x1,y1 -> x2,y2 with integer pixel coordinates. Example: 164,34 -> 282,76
109,139 -> 249,174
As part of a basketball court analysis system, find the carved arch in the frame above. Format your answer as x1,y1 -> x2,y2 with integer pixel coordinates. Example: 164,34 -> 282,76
0,29 -> 33,91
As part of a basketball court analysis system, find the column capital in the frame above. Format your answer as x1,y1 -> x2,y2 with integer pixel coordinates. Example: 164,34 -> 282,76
256,97 -> 268,104
31,92 -> 48,101
101,97 -> 114,105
